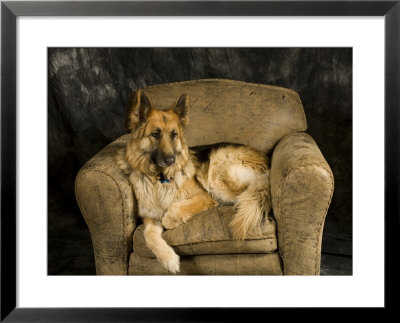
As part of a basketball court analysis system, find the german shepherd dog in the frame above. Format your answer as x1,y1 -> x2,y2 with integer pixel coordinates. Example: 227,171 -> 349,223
118,90 -> 271,273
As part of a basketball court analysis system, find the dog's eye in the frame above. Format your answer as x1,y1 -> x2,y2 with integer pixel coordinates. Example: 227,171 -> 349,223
171,131 -> 177,139
151,132 -> 160,139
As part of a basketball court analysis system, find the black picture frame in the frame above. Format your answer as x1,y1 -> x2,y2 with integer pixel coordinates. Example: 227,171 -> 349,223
1,0 -> 398,321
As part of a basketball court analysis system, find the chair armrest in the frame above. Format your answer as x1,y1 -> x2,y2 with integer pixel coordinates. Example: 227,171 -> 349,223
270,132 -> 334,275
75,135 -> 137,275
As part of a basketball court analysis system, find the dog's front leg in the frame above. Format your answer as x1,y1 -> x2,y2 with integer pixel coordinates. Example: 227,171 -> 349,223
143,218 -> 180,274
162,192 -> 217,230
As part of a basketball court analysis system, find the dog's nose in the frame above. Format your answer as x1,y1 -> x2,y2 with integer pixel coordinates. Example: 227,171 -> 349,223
164,156 -> 175,166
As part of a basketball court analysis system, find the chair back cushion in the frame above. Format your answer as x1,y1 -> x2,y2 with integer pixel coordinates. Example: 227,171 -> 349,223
139,79 -> 307,152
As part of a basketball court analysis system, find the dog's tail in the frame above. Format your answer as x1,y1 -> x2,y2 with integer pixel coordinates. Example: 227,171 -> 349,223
229,174 -> 271,240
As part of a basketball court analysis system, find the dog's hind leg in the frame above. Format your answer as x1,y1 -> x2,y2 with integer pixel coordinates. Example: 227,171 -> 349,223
143,218 -> 180,273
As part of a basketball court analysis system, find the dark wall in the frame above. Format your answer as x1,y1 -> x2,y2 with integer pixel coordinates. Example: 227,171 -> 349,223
48,48 -> 352,275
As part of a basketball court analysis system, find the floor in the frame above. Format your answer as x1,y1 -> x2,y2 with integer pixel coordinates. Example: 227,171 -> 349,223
320,254 -> 352,275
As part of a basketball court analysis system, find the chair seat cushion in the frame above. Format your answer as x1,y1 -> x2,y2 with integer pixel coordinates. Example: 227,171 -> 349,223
132,205 -> 278,258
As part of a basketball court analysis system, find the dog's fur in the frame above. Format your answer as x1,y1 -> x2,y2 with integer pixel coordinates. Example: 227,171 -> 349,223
118,90 -> 271,273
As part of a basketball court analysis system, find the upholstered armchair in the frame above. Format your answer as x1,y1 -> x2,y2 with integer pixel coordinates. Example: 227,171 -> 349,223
75,79 -> 334,275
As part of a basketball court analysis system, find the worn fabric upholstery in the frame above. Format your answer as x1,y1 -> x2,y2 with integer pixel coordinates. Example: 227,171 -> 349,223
75,79 -> 333,275
75,135 -> 135,275
132,206 -> 277,259
270,133 -> 334,275
129,253 -> 283,275
130,205 -> 280,275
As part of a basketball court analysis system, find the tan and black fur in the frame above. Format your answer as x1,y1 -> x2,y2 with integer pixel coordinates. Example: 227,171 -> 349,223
118,90 -> 271,273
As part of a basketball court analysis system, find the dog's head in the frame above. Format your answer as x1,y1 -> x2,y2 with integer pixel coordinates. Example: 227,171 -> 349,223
125,90 -> 189,176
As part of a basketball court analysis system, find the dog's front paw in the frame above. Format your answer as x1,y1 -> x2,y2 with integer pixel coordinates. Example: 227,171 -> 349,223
162,210 -> 183,230
159,249 -> 180,274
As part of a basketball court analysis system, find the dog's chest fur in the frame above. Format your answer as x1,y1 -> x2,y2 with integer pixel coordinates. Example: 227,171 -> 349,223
129,170 -> 186,221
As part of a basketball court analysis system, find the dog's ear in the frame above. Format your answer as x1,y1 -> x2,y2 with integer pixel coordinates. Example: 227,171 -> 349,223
172,94 -> 189,126
125,90 -> 153,132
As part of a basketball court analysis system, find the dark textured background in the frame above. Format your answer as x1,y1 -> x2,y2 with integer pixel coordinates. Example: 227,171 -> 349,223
48,48 -> 352,275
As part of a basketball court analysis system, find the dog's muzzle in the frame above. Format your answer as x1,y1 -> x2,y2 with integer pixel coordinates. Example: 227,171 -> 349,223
151,152 -> 176,167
